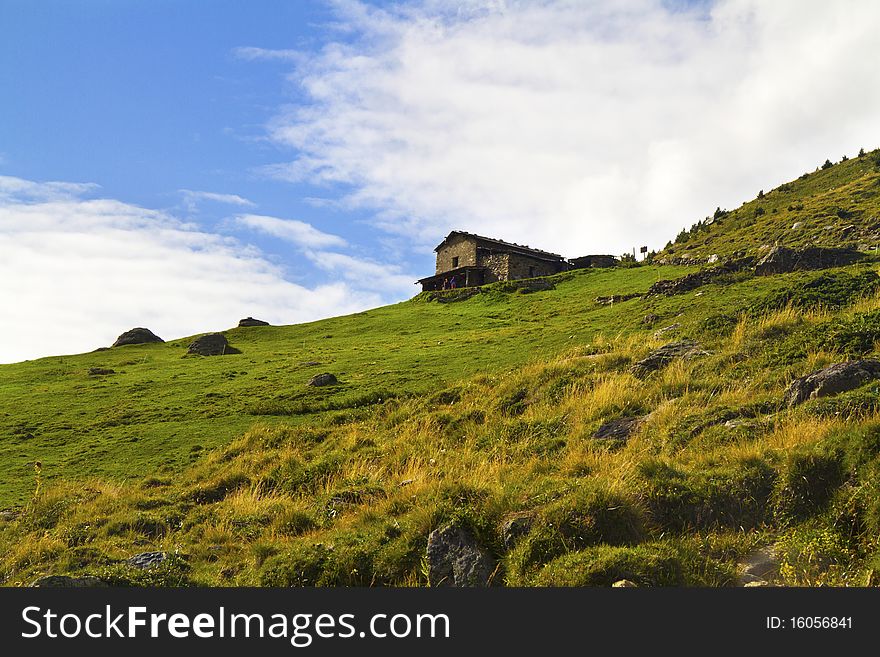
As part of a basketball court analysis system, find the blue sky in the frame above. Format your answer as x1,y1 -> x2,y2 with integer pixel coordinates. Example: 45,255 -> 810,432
2,0 -> 880,363
0,0 -> 384,283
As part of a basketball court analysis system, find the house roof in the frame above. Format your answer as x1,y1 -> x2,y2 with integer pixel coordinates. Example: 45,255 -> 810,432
435,231 -> 564,261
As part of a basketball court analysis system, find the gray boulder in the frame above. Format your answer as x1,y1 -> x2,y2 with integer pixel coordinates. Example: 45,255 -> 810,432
31,575 -> 107,587
127,551 -> 167,569
112,327 -> 164,347
238,317 -> 270,327
593,416 -> 645,442
785,360 -> 880,406
630,340 -> 707,378
426,523 -> 496,586
653,323 -> 680,339
187,333 -> 239,356
308,372 -> 338,387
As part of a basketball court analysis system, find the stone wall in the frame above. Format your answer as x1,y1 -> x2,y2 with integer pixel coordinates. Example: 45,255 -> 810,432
478,252 -> 509,283
507,253 -> 565,280
435,235 -> 478,274
569,255 -> 618,269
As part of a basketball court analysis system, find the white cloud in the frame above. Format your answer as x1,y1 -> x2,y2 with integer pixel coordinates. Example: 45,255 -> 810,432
234,213 -> 348,248
304,249 -> 417,295
0,175 -> 100,203
0,177 -> 382,364
259,0 -> 880,255
233,46 -> 304,62
179,189 -> 256,210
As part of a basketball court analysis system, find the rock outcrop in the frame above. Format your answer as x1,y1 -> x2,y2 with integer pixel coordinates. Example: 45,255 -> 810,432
630,340 -> 708,378
646,258 -> 753,297
755,246 -> 863,276
593,416 -> 645,442
308,373 -> 338,387
127,551 -> 168,569
112,327 -> 163,347
187,333 -> 240,356
426,523 -> 495,586
238,317 -> 270,327
785,360 -> 880,406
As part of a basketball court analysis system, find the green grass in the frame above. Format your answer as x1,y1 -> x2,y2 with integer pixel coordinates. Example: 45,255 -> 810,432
662,148 -> 880,262
0,264 -> 698,507
6,155 -> 880,586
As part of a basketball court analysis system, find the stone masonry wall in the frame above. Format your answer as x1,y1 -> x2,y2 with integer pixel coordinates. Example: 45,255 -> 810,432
435,235 -> 478,274
478,252 -> 509,283
507,253 -> 565,280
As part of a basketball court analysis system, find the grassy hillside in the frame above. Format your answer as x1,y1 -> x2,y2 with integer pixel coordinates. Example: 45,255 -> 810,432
660,148 -> 880,263
4,154 -> 880,587
0,265 -> 693,508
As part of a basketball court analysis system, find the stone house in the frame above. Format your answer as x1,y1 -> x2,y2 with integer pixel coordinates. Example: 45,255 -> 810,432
417,231 -> 568,292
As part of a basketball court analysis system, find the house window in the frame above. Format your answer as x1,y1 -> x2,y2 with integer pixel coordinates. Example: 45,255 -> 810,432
529,266 -> 535,277
452,256 -> 459,268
